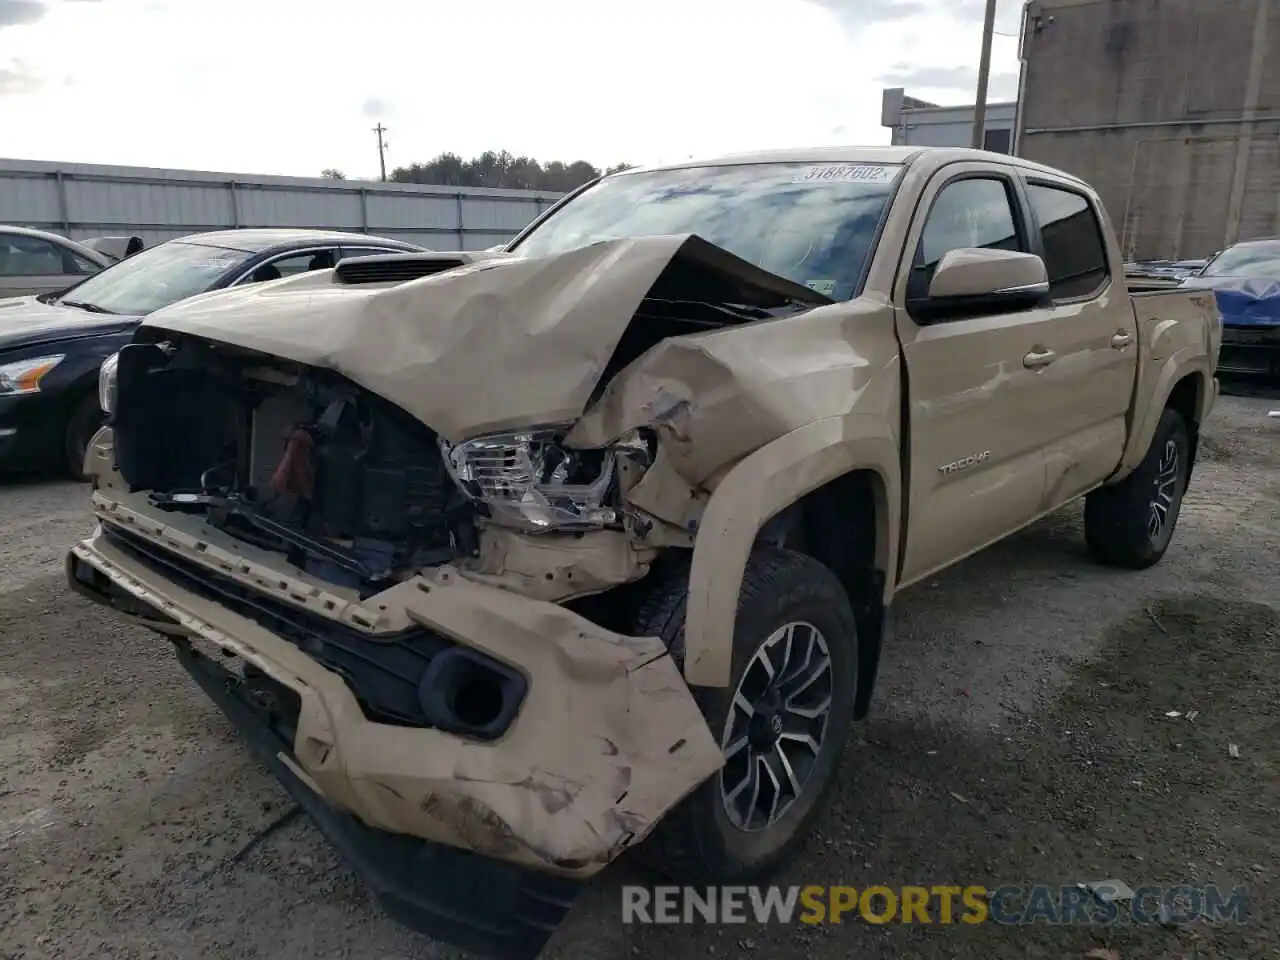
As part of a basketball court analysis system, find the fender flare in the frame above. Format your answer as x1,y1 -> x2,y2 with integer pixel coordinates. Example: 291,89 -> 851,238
681,415 -> 901,688
1117,349 -> 1210,477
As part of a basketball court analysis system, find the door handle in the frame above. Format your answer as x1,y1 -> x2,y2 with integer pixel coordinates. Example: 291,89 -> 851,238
1023,348 -> 1057,369
1111,330 -> 1134,350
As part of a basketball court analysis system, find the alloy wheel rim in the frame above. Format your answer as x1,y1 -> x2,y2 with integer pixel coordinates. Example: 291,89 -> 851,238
1148,438 -> 1180,541
718,621 -> 833,832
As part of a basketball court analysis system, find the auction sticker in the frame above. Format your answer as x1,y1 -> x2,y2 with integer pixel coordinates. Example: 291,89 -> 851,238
792,163 -> 899,184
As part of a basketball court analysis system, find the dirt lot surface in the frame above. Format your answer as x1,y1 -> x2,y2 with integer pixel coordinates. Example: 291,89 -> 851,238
2,388 -> 1277,960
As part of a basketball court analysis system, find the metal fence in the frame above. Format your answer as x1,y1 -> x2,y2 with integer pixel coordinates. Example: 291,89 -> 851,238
0,158 -> 566,251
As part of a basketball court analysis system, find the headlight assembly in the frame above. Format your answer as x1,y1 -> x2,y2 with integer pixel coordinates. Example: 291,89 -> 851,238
441,428 -> 618,532
0,354 -> 65,396
99,351 -> 120,415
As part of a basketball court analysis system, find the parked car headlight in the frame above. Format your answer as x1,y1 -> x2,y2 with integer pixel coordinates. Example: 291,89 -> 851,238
99,351 -> 119,414
0,354 -> 65,396
440,427 -> 618,532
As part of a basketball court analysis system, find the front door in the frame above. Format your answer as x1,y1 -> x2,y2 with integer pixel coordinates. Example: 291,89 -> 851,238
894,165 -> 1071,586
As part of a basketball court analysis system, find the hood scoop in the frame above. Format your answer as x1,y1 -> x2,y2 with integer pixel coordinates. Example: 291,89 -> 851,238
334,250 -> 509,286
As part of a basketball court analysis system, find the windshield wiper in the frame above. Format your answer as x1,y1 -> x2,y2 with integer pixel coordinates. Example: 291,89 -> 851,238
59,299 -> 117,315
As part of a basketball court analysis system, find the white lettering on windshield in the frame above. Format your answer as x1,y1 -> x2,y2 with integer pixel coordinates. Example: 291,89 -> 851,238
792,164 -> 899,184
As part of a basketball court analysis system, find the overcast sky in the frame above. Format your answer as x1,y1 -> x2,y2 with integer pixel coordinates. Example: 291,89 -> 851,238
0,0 -> 1024,178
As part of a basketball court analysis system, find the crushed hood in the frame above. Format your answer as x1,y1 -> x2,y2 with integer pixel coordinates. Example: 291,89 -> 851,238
141,235 -> 828,441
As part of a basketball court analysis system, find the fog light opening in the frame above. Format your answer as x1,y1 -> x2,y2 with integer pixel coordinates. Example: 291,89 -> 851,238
448,673 -> 506,730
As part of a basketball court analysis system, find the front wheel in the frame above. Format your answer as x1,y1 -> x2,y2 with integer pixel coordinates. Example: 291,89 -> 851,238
632,548 -> 859,883
63,392 -> 104,481
1084,407 -> 1190,569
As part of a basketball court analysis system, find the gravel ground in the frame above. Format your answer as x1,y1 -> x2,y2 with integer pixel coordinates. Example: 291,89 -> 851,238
1,388 -> 1277,960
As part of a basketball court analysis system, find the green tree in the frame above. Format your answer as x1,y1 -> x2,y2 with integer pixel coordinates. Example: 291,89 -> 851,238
389,151 -> 631,191
320,168 -> 346,180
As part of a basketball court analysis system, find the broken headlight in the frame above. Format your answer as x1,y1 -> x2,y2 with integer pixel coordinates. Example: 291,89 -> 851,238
98,350 -> 119,414
440,428 -> 617,532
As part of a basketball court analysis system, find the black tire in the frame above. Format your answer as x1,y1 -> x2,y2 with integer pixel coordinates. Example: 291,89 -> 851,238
63,391 -> 104,481
631,547 -> 859,884
1084,407 -> 1190,569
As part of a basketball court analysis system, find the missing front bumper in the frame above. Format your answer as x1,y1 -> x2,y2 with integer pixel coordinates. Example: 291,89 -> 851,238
67,522 -> 721,876
173,639 -> 580,959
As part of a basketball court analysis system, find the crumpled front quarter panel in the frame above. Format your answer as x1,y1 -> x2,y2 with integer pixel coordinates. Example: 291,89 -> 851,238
568,297 -> 899,487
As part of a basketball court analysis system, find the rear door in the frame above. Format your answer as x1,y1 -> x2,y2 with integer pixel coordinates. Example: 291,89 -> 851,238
1020,177 -> 1137,508
893,164 -> 1068,586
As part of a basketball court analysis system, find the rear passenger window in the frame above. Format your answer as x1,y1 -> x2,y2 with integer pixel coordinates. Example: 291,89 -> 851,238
1026,183 -> 1110,300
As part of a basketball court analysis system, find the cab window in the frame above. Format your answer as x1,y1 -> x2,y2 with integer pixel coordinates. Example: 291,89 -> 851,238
1025,182 -> 1110,300
908,177 -> 1023,302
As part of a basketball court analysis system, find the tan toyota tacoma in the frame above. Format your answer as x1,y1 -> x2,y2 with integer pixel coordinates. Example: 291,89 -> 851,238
67,146 -> 1220,956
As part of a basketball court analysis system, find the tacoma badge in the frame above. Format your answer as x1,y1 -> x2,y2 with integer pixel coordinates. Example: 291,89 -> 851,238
938,451 -> 992,474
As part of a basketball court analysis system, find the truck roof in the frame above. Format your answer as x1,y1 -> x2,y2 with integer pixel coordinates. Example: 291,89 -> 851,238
631,145 -> 1089,187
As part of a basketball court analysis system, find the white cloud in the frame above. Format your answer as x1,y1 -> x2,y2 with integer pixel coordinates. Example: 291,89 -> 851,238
0,0 -> 1021,178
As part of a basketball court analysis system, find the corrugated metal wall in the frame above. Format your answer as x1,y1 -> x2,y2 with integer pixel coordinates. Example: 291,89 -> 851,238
888,101 -> 1018,150
1017,0 -> 1280,261
0,158 -> 566,251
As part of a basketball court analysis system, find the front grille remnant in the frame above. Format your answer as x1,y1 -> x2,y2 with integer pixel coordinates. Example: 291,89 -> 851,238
104,524 -> 452,727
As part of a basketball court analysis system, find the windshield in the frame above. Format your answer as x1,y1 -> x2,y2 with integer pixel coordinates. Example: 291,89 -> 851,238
511,161 -> 902,300
1201,241 -> 1280,279
56,240 -> 252,316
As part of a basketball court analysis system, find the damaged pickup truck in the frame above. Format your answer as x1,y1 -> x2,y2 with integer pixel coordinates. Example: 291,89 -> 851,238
67,146 -> 1221,957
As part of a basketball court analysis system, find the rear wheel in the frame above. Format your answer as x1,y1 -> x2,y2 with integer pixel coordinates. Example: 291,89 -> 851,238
63,392 -> 103,481
1084,407 -> 1190,569
632,548 -> 859,883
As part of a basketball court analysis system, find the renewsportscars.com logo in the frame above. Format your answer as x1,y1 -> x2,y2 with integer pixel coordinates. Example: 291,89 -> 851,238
621,884 -> 1249,926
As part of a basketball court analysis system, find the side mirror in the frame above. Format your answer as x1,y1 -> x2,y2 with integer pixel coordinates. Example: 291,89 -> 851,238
82,235 -> 145,261
913,248 -> 1049,321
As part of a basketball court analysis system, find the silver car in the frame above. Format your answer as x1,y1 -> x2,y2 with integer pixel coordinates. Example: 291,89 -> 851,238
0,225 -> 116,299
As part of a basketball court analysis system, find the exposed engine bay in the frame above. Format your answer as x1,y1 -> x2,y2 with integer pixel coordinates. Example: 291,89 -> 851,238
109,337 -> 479,596
102,235 -> 831,599
106,334 -> 667,598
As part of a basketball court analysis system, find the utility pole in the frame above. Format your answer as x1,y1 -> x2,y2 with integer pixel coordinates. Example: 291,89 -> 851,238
971,0 -> 999,149
372,123 -> 389,181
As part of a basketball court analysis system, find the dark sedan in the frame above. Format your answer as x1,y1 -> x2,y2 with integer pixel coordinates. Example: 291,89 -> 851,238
0,228 -> 423,478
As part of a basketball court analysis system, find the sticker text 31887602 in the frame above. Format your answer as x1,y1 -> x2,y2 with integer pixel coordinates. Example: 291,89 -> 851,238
792,164 -> 900,185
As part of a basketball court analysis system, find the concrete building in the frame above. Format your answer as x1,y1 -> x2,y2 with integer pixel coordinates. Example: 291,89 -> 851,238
881,87 -> 1018,153
1016,0 -> 1280,261
0,158 -> 564,251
